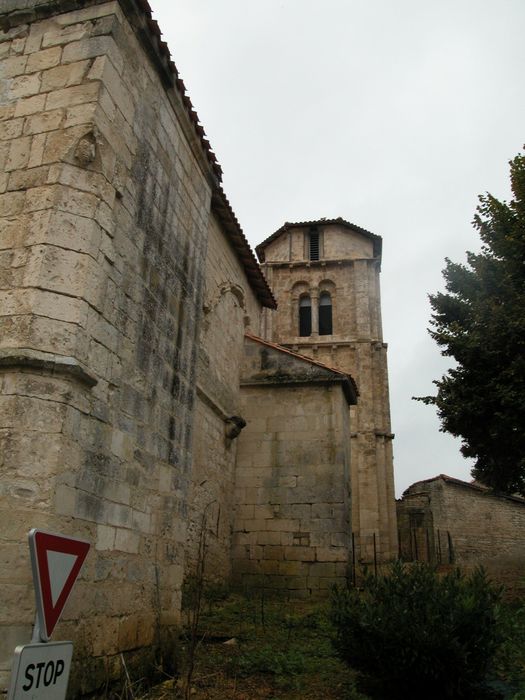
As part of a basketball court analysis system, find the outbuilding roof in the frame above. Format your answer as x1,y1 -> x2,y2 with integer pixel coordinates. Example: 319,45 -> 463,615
403,473 -> 525,505
244,333 -> 358,405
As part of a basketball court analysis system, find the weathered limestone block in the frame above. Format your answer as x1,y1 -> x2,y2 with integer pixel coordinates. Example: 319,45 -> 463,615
0,0 -> 216,693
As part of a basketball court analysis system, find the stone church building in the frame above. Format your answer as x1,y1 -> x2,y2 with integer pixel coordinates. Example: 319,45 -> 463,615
0,0 -> 397,693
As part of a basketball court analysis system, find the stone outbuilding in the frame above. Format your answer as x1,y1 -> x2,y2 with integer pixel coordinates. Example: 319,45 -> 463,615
397,474 -> 525,595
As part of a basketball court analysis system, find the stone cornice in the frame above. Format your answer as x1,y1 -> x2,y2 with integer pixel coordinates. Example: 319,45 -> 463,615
283,340 -> 388,349
240,376 -> 357,406
350,431 -> 395,440
0,348 -> 98,387
260,257 -> 381,269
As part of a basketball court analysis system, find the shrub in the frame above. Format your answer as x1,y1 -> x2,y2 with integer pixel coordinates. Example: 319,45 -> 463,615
331,561 -> 504,699
494,597 -> 525,696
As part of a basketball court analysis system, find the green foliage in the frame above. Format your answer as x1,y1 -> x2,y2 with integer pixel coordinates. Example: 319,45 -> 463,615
494,597 -> 525,696
232,645 -> 307,678
416,151 -> 525,495
180,592 -> 365,698
331,562 -> 504,699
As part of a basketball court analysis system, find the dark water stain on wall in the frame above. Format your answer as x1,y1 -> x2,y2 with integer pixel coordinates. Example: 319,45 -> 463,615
132,130 -> 208,485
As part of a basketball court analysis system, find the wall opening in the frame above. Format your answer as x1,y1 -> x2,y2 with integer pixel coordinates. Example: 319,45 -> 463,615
319,292 -> 332,335
299,295 -> 312,336
309,228 -> 320,261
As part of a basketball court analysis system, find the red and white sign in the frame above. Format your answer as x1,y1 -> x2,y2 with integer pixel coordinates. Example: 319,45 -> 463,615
8,641 -> 73,700
28,530 -> 90,642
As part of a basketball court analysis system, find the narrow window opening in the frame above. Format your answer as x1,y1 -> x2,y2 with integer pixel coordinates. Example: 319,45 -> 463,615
299,296 -> 312,336
319,292 -> 332,335
309,228 -> 320,261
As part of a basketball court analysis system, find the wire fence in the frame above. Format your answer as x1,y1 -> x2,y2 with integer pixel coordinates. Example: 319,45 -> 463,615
349,528 -> 455,586
398,527 -> 455,565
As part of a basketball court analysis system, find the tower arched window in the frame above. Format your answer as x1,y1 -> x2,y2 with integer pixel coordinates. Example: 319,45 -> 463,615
299,295 -> 312,336
319,292 -> 333,335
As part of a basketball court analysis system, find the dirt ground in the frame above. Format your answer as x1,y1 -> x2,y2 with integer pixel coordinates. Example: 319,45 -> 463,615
136,594 -> 363,700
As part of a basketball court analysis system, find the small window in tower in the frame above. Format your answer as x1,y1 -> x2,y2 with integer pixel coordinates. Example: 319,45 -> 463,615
309,228 -> 320,261
299,295 -> 312,336
319,292 -> 332,335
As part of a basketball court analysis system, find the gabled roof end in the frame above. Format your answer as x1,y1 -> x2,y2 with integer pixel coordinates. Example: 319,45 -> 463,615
256,217 -> 382,263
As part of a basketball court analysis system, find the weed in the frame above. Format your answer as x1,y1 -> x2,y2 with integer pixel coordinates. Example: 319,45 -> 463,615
177,592 -> 363,698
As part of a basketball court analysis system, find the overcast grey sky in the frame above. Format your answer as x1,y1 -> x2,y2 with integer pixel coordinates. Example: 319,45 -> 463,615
149,0 -> 525,496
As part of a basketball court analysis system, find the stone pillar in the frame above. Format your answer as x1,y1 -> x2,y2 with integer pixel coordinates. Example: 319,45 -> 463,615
311,288 -> 319,336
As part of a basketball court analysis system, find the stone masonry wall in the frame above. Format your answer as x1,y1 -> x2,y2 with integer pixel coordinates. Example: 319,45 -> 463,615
0,2 -> 214,693
186,212 -> 262,580
398,477 -> 525,595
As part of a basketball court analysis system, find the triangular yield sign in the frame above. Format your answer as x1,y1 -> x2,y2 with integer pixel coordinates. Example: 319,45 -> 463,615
28,529 -> 90,641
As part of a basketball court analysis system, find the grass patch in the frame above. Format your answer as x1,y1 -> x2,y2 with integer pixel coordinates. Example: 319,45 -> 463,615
173,591 -> 366,699
138,582 -> 525,700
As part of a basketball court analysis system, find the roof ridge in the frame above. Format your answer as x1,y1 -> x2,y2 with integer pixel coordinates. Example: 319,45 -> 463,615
403,473 -> 525,504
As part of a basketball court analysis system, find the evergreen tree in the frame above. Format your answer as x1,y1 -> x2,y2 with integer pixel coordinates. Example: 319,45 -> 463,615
418,151 -> 525,496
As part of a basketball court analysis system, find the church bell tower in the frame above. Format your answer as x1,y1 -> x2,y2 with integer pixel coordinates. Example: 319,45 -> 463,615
256,218 -> 398,562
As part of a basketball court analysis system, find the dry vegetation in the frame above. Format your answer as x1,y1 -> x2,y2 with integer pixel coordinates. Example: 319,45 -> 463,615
137,592 -> 364,700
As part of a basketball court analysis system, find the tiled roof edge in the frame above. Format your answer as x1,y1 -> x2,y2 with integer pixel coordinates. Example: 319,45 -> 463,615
244,332 -> 358,404
1,0 -> 223,181
403,473 -> 525,505
212,190 -> 276,310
